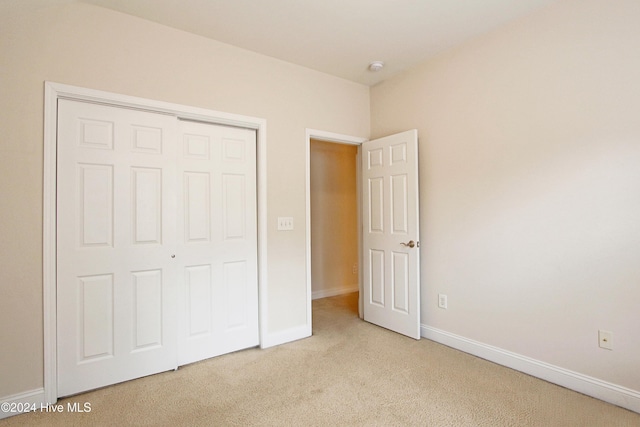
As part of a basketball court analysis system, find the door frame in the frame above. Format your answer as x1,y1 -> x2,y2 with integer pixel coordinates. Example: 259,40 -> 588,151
305,129 -> 367,326
43,81 -> 268,403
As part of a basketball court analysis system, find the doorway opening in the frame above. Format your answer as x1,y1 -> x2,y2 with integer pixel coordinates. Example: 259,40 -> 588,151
305,129 -> 367,329
310,139 -> 358,299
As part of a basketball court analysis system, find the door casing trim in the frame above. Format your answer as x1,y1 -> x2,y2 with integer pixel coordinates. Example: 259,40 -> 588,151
43,81 -> 268,403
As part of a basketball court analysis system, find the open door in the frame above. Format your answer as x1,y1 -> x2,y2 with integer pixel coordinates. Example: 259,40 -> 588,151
361,130 -> 420,339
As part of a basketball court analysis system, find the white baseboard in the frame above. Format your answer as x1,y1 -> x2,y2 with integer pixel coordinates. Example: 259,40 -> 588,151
260,324 -> 311,349
312,285 -> 358,300
0,388 -> 46,420
421,325 -> 640,414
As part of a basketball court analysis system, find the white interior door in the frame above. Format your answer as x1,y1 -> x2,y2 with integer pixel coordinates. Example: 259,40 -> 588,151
57,99 -> 179,396
361,130 -> 420,339
177,120 -> 259,366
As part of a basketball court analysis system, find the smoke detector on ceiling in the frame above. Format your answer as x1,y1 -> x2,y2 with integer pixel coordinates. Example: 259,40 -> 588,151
368,61 -> 384,72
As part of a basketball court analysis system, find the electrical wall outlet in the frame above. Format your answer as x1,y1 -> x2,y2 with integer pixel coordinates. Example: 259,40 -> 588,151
598,330 -> 613,350
352,263 -> 358,274
438,294 -> 448,309
277,217 -> 294,230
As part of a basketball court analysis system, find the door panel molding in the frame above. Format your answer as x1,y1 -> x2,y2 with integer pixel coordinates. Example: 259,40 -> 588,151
43,82 -> 268,404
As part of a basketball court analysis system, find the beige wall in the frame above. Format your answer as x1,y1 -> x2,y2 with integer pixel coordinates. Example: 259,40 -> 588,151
310,140 -> 359,298
371,0 -> 640,391
4,0 -> 639,406
0,2 -> 369,397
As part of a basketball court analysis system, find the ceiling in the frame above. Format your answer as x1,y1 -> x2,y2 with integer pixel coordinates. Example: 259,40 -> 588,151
66,1 -> 556,85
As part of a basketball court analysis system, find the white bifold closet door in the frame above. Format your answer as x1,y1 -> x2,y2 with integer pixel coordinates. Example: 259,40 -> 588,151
56,99 -> 258,397
176,120 -> 258,366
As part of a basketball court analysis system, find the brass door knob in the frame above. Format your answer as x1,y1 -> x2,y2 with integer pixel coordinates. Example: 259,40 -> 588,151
400,240 -> 415,248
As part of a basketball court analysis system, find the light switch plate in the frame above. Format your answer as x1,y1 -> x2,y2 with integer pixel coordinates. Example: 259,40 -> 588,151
277,217 -> 294,231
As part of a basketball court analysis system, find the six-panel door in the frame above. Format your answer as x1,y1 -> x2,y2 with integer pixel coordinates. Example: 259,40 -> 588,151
57,99 -> 179,396
361,130 -> 420,339
177,120 -> 258,365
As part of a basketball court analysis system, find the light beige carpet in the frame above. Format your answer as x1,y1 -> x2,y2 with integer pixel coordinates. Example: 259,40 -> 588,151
2,292 -> 639,426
